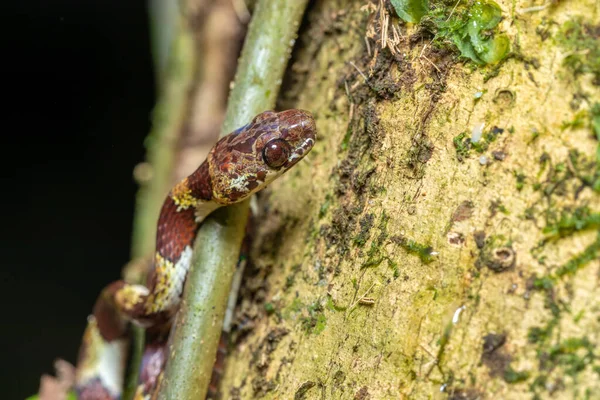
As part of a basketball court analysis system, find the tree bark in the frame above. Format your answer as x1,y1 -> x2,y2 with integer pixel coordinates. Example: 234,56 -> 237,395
214,0 -> 600,399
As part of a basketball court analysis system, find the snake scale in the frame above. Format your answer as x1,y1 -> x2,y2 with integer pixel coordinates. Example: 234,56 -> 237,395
74,109 -> 317,399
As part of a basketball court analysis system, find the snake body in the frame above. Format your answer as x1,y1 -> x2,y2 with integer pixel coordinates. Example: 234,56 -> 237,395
75,109 -> 316,399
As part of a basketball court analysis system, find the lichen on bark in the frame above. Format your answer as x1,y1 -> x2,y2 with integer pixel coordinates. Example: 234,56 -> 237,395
218,0 -> 600,398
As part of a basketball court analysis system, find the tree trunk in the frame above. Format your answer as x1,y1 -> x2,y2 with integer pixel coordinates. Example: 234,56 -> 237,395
215,0 -> 600,399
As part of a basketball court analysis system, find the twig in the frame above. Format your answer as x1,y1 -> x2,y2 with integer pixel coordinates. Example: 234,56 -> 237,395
122,13 -> 197,400
349,61 -> 369,82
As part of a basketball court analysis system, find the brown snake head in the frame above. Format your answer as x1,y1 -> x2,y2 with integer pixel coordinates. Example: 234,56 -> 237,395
207,109 -> 316,204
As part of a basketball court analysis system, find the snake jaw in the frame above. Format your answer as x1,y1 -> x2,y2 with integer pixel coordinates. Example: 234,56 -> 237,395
286,135 -> 315,167
270,109 -> 316,170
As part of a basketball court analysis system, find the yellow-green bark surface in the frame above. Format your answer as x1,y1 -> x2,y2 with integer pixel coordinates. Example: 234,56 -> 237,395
219,0 -> 600,398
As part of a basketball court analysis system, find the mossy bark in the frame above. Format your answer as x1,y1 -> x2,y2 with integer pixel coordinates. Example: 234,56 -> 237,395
217,0 -> 600,399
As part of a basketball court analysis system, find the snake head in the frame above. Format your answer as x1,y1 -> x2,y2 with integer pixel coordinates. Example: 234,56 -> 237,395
208,109 -> 316,204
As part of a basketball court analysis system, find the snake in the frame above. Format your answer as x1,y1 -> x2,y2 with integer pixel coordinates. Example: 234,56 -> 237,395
74,109 -> 317,400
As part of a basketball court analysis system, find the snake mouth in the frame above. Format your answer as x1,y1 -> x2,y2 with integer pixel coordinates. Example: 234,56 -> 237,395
277,109 -> 317,168
287,136 -> 315,167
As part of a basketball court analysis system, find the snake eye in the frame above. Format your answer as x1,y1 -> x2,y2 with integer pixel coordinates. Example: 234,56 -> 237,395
262,139 -> 291,169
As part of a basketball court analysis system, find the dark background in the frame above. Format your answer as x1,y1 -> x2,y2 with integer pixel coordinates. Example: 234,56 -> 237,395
2,1 -> 155,398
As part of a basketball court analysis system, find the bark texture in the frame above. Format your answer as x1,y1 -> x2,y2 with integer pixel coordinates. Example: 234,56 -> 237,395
217,0 -> 600,399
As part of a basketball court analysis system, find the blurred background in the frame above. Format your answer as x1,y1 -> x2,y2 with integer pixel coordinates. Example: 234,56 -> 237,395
1,1 -> 155,398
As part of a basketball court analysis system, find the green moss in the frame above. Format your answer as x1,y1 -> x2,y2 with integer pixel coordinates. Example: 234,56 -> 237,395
532,276 -> 553,291
300,300 -> 327,335
354,213 -> 375,247
393,235 -> 435,263
326,295 -> 347,312
436,322 -> 454,364
284,263 -> 301,290
312,314 -> 327,334
285,274 -> 295,289
319,194 -> 332,219
592,103 -> 600,141
473,127 -> 502,152
421,0 -> 510,65
492,201 -> 510,215
527,318 -> 558,345
514,171 -> 526,191
503,366 -> 530,384
388,259 -> 400,278
264,302 -> 276,315
555,232 -> 600,278
390,0 -> 510,65
453,131 -> 470,161
592,104 -> 600,192
358,213 -> 397,274
527,232 -> 600,395
556,18 -> 600,83
548,337 -> 596,376
377,212 -> 390,241
557,105 -> 600,192
543,206 -> 600,239
294,381 -> 316,399
561,109 -> 588,131
573,309 -> 585,323
569,149 -> 600,193
453,126 -> 504,160
340,125 -> 353,151
361,255 -> 385,269
287,298 -> 304,315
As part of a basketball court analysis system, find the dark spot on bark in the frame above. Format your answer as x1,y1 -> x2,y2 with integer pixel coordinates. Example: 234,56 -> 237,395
354,213 -> 375,247
250,328 -> 290,396
451,201 -> 474,223
322,204 -> 364,256
491,126 -> 505,135
480,333 -> 512,380
334,159 -> 355,196
344,48 -> 404,102
352,168 -> 376,195
251,377 -> 276,397
482,332 -> 507,354
354,386 -> 370,400
481,346 -> 512,378
486,247 -> 516,272
447,387 -> 485,400
473,231 -> 486,249
294,381 -> 316,399
493,89 -> 516,111
406,136 -> 434,178
332,370 -> 346,386
492,150 -> 506,161
447,231 -> 465,246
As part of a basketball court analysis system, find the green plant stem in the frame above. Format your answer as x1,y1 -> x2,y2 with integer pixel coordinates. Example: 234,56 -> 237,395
148,0 -> 180,87
156,0 -> 309,398
122,14 -> 196,400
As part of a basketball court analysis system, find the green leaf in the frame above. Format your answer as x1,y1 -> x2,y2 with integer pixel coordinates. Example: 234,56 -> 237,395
452,32 -> 483,64
476,34 -> 510,64
391,0 -> 429,23
25,392 -> 76,400
468,0 -> 502,30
